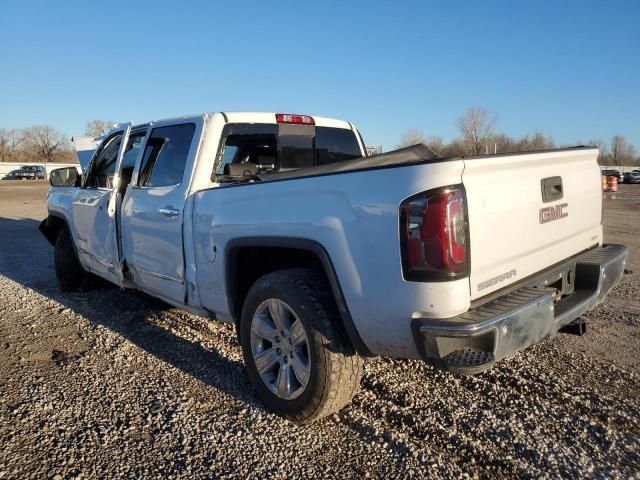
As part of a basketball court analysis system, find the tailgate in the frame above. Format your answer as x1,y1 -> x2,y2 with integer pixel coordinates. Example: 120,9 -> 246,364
462,148 -> 602,300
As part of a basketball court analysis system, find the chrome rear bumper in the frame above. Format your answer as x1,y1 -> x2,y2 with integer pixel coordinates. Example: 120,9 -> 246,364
412,244 -> 628,373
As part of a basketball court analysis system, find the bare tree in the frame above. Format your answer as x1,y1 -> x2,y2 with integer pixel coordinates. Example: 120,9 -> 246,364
85,120 -> 115,137
517,131 -> 555,152
443,138 -> 468,156
0,129 -> 9,162
26,126 -> 69,163
397,129 -> 427,148
393,109 -> 639,162
492,133 -> 516,154
422,135 -> 445,155
0,128 -> 29,162
456,107 -> 497,155
610,135 -> 636,166
587,139 -> 608,164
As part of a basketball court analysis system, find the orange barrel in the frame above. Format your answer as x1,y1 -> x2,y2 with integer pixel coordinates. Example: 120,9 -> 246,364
607,175 -> 618,192
602,175 -> 607,191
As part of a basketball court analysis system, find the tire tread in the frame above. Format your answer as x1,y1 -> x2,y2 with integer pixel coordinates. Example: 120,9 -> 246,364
54,228 -> 89,291
241,268 -> 364,423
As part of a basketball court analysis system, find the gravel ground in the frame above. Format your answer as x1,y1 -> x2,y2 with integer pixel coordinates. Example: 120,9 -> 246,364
0,181 -> 639,479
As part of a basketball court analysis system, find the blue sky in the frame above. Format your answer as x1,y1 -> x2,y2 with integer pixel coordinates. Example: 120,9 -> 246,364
1,0 -> 638,151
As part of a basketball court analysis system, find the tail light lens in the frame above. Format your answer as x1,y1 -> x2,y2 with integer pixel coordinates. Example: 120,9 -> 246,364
400,186 -> 469,281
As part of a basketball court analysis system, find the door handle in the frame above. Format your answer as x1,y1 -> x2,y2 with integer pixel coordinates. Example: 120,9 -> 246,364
541,176 -> 563,202
159,207 -> 180,217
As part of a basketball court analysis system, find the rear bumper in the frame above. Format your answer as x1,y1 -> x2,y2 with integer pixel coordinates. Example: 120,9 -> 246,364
412,244 -> 627,372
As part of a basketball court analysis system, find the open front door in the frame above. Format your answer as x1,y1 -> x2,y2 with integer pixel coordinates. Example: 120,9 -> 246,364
71,123 -> 131,285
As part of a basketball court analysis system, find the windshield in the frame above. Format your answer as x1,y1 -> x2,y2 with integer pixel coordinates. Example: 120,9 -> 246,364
213,123 -> 362,181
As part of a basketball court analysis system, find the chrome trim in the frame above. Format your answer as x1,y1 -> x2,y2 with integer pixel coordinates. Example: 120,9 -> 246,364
130,264 -> 183,284
413,244 -> 627,364
159,207 -> 180,217
419,291 -> 552,337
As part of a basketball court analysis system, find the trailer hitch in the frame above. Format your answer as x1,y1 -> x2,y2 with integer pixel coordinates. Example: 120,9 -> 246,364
559,317 -> 587,336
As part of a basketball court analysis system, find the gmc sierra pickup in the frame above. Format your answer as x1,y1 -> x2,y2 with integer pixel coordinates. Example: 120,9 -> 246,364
40,112 -> 627,423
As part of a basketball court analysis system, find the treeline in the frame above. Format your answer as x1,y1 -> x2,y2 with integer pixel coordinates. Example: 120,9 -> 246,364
0,120 -> 117,164
3,113 -> 637,166
398,107 -> 639,166
0,126 -> 76,163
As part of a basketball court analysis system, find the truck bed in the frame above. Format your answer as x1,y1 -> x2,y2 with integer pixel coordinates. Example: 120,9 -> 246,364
193,144 -> 603,358
256,144 -> 602,302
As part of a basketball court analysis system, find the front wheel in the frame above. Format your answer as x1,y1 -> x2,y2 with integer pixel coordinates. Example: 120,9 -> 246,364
54,228 -> 90,291
240,268 -> 364,423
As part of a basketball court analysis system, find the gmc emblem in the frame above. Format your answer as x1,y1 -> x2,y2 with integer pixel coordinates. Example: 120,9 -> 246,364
539,203 -> 568,224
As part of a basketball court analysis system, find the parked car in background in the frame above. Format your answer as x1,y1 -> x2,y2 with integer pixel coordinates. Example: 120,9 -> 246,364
2,169 -> 21,180
14,165 -> 46,180
622,172 -> 640,184
601,169 -> 622,182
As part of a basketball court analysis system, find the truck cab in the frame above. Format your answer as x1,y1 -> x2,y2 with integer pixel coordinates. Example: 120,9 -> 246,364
42,112 -> 365,308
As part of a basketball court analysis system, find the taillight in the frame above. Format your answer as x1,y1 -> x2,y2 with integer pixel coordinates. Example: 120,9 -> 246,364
400,186 -> 469,281
275,113 -> 315,125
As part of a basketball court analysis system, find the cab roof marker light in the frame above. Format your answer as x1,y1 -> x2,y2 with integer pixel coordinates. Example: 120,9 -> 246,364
275,113 -> 315,125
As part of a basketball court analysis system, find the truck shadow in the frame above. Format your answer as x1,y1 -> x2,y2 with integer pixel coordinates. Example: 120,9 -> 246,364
0,216 -> 262,410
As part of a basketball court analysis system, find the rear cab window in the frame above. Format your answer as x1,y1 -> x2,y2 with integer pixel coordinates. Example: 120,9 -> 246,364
213,123 -> 362,181
315,127 -> 363,166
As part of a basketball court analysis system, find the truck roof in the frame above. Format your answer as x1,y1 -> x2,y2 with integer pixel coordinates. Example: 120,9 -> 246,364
220,112 -> 354,130
134,112 -> 355,130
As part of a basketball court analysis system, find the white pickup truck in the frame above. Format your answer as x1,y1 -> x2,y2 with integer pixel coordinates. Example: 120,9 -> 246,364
41,112 -> 627,423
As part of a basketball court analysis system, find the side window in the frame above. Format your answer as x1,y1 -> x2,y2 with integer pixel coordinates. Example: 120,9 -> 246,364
119,132 -> 146,190
86,134 -> 122,188
121,133 -> 146,170
138,124 -> 195,187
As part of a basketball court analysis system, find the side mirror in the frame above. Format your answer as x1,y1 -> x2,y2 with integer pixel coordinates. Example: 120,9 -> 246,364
50,167 -> 81,187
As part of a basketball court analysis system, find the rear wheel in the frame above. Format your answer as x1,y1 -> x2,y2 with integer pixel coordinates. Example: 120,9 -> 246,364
240,268 -> 364,423
54,228 -> 90,291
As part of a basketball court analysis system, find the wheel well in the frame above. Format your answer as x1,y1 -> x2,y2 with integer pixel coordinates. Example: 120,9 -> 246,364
225,240 -> 375,358
229,246 -> 325,321
40,214 -> 67,246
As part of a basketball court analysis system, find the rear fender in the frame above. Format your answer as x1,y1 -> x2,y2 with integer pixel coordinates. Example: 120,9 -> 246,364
225,237 -> 375,358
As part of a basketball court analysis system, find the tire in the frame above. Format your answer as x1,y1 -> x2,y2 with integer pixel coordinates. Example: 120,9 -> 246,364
54,228 -> 89,291
240,268 -> 364,423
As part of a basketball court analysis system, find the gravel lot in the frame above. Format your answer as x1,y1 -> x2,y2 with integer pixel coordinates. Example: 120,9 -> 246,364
0,181 -> 638,479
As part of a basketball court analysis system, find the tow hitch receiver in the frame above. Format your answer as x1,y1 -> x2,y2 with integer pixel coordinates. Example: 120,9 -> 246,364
559,317 -> 587,336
